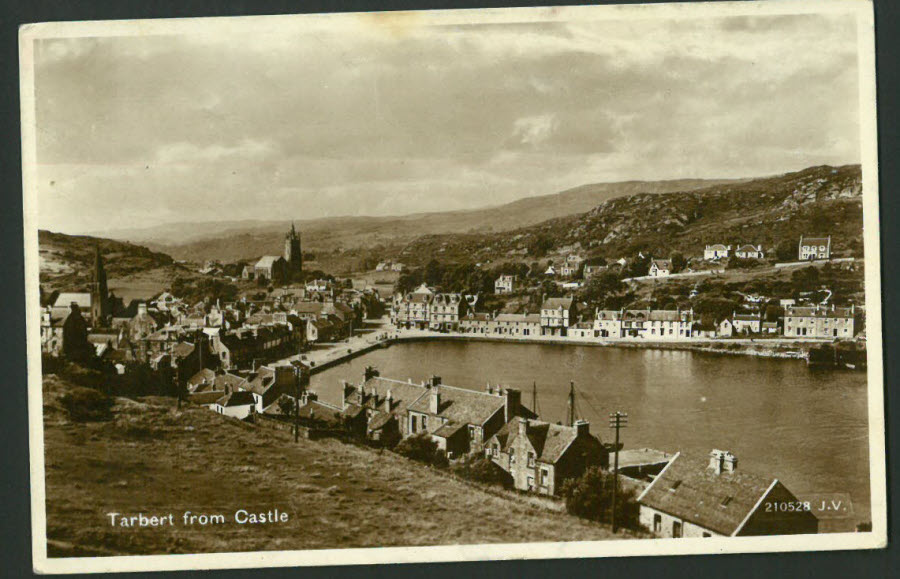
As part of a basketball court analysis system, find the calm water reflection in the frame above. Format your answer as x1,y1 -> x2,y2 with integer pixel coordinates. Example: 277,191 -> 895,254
312,341 -> 870,530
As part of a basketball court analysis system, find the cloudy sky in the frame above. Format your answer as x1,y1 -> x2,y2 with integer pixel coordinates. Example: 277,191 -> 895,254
32,10 -> 861,234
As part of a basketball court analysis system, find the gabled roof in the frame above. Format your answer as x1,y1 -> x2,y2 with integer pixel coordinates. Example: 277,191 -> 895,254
650,259 -> 672,270
733,313 -> 760,321
187,368 -> 217,391
297,399 -> 342,426
216,390 -> 256,408
706,244 -> 729,251
736,244 -> 762,252
637,453 -> 777,536
490,418 -> 601,465
648,310 -> 682,322
541,297 -> 574,310
255,255 -> 284,268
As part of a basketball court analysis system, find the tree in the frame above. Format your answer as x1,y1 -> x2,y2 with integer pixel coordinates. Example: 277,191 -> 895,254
791,266 -> 820,291
394,434 -> 447,467
527,234 -> 554,258
559,467 -> 641,530
580,272 -> 624,308
775,239 -> 797,262
670,252 -> 687,273
62,304 -> 94,365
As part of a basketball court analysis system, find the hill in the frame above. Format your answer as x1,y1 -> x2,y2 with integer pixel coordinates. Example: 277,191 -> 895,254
42,374 -> 626,557
38,230 -> 195,301
100,177 -> 741,262
393,165 -> 863,267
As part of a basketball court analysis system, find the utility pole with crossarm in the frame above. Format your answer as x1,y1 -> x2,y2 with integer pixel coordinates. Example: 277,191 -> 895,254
609,411 -> 628,533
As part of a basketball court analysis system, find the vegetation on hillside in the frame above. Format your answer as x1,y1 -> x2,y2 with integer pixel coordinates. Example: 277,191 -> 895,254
42,374 -> 629,556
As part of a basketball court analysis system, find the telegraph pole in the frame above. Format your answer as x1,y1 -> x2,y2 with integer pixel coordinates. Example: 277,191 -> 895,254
567,381 -> 575,426
608,411 -> 628,533
532,381 -> 538,416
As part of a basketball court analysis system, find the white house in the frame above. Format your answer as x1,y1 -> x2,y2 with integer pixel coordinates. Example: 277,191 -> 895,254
704,244 -> 731,260
213,390 -> 256,419
732,313 -> 762,334
799,236 -> 831,261
735,244 -> 764,259
648,259 -> 672,278
494,275 -> 516,294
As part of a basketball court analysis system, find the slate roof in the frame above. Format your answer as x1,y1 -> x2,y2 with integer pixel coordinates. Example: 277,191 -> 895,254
651,259 -> 672,270
542,297 -> 574,310
297,399 -> 343,426
255,255 -> 283,269
733,313 -> 760,321
171,341 -> 195,359
53,292 -> 92,310
786,306 -> 853,319
637,453 -> 777,536
189,390 -> 227,405
706,244 -> 729,251
736,244 -> 762,253
596,310 -> 623,321
407,384 -> 506,427
216,390 -> 256,408
648,310 -> 683,322
187,368 -> 217,392
494,313 -> 540,324
800,237 -> 830,247
490,418 -> 600,464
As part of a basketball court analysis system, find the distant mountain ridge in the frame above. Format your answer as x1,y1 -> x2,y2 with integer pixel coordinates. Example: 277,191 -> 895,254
98,177 -> 744,262
393,164 -> 863,266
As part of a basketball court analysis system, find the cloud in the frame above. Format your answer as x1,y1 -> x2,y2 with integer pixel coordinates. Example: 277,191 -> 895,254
31,11 -> 861,233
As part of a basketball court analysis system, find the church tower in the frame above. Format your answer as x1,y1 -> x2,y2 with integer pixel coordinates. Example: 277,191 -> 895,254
284,222 -> 303,279
89,244 -> 110,324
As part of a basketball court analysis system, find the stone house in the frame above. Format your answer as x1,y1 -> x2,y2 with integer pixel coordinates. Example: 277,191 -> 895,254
594,309 -> 624,338
391,284 -> 434,329
429,293 -> 466,331
637,450 -> 817,537
540,297 -> 577,336
732,312 -> 762,334
254,255 -> 287,283
783,304 -> 854,338
486,417 -> 607,496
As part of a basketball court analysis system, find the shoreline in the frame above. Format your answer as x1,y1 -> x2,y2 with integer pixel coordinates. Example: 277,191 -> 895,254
301,325 -> 846,375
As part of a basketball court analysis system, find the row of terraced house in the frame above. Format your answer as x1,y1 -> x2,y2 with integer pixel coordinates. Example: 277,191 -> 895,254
391,284 -> 856,340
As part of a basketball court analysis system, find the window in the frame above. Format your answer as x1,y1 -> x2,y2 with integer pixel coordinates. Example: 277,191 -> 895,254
673,521 -> 682,538
422,415 -> 428,429
527,476 -> 535,489
527,452 -> 535,467
702,532 -> 712,538
411,415 -> 418,433
541,468 -> 549,485
653,514 -> 662,533
468,425 -> 477,440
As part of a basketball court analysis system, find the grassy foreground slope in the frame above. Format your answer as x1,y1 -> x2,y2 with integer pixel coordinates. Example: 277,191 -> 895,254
43,376 -> 627,557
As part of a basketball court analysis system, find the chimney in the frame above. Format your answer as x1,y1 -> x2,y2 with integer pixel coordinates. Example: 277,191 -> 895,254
138,302 -> 148,316
430,375 -> 441,388
722,451 -> 738,473
429,387 -> 440,414
574,419 -> 590,438
504,388 -> 521,422
708,449 -> 726,474
518,416 -> 529,437
384,389 -> 392,412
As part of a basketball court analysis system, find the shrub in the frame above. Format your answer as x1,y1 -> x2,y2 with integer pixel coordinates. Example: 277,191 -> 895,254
559,467 -> 641,530
451,456 -> 512,487
394,434 -> 446,467
60,386 -> 114,422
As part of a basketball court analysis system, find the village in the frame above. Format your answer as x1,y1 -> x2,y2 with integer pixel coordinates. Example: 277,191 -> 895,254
36,221 -> 868,540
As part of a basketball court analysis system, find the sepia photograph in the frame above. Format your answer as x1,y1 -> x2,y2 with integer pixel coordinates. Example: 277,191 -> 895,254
19,0 -> 886,573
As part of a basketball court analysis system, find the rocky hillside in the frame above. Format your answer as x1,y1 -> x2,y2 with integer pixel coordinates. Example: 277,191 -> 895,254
39,230 -> 184,294
395,165 -> 863,266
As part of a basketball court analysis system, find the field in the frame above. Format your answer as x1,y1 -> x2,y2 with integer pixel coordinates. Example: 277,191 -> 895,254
42,376 -> 630,557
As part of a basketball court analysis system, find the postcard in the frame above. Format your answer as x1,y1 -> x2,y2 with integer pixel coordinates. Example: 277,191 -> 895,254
20,0 -> 886,574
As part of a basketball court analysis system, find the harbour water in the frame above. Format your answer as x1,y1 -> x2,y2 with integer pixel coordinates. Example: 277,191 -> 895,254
311,340 -> 871,532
